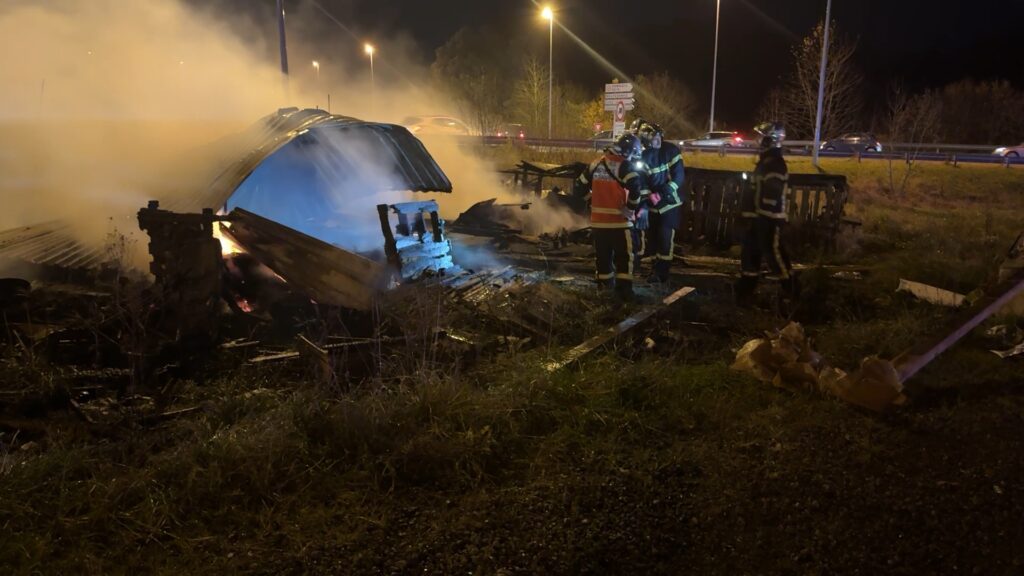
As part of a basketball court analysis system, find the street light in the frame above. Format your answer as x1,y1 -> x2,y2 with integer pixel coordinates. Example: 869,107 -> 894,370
811,0 -> 833,168
364,43 -> 375,113
312,60 -> 320,82
541,6 -> 554,139
709,0 -> 721,132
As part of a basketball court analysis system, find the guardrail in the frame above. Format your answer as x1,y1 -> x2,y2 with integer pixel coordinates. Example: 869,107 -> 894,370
474,135 -> 1023,167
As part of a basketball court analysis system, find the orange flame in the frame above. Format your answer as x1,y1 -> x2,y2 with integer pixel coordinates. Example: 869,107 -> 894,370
212,221 -> 244,256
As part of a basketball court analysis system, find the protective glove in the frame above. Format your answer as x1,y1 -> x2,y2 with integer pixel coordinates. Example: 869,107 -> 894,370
634,207 -> 650,230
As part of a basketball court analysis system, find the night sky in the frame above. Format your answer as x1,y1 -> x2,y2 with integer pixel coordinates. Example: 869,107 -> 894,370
200,0 -> 1024,127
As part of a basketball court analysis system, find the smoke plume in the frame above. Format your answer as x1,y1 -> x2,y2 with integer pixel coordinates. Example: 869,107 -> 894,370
0,0 -> 581,274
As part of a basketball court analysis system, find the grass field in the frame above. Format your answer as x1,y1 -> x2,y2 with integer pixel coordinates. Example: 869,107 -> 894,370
1,145 -> 1023,574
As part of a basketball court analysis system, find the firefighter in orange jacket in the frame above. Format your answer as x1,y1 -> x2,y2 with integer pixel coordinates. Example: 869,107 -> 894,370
577,133 -> 650,300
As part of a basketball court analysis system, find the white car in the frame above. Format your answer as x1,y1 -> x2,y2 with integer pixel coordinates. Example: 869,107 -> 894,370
402,115 -> 472,136
993,143 -> 1024,158
682,131 -> 748,148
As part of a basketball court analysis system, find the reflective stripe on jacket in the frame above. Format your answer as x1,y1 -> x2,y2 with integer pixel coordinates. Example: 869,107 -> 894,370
642,141 -> 685,214
751,148 -> 788,220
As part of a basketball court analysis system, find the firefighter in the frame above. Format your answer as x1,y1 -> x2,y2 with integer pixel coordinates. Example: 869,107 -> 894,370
577,133 -> 649,300
735,121 -> 797,307
633,119 -> 685,283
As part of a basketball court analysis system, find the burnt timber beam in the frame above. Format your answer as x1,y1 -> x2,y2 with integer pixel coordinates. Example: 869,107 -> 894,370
227,207 -> 385,310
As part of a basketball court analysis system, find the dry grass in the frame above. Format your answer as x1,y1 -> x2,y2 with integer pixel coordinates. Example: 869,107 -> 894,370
1,144 -> 1023,574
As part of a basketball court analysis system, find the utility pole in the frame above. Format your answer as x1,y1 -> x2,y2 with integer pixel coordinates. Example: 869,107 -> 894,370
811,0 -> 832,168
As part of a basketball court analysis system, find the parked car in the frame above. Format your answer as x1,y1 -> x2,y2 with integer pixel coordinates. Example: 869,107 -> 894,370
681,131 -> 748,148
589,130 -> 615,149
402,115 -> 472,136
819,133 -> 883,153
993,143 -> 1024,157
496,123 -> 526,140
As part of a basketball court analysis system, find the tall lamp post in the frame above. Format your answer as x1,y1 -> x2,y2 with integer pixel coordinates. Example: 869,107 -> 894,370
364,43 -> 375,113
709,0 -> 721,132
811,0 -> 833,168
312,60 -> 321,110
541,6 -> 554,139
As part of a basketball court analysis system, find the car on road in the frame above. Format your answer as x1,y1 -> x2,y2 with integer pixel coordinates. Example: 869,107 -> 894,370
681,131 -> 749,148
819,133 -> 883,153
402,115 -> 472,136
993,143 -> 1024,157
495,123 -> 526,140
589,130 -> 615,149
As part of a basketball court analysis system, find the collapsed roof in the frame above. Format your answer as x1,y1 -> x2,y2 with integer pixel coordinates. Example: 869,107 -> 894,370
163,107 -> 452,213
0,108 -> 453,272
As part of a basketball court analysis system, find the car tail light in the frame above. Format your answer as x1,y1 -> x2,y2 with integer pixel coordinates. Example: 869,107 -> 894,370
518,132 -> 525,139
734,136 -> 742,142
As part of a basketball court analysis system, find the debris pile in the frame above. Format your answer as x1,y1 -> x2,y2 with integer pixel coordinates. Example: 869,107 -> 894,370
731,322 -> 907,412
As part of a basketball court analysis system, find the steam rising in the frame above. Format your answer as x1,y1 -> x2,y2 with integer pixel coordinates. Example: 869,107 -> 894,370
0,0 -> 583,275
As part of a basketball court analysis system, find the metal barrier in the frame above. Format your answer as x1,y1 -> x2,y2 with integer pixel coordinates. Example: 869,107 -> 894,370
475,135 -> 1024,166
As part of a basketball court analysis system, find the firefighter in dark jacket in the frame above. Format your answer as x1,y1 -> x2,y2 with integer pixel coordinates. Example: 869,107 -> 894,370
577,133 -> 650,300
735,121 -> 797,306
631,119 -> 685,283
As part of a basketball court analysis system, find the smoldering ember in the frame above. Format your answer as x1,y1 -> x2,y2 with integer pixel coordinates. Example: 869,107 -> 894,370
2,1 -> 1024,574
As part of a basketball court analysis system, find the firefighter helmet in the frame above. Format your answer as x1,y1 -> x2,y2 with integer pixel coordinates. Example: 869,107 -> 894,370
629,118 -> 649,134
754,121 -> 786,150
609,133 -> 643,160
636,121 -> 664,146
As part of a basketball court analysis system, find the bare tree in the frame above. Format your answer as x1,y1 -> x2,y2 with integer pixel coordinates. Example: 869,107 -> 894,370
431,27 -> 516,135
887,81 -> 941,146
554,83 -> 597,139
756,86 -> 785,125
632,72 -> 699,138
769,21 -> 863,139
509,56 -> 549,137
934,79 -> 1024,144
885,81 -> 942,197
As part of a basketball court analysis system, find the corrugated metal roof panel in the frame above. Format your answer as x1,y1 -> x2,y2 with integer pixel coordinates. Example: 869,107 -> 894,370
0,108 -> 453,273
165,107 -> 452,213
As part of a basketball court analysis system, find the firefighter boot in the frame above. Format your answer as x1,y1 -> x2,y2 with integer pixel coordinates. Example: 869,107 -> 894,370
734,276 -> 758,308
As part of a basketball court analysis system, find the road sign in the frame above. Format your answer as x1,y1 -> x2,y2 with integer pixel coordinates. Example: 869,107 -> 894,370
605,83 -> 633,94
603,99 -> 635,112
612,121 -> 626,137
603,93 -> 634,102
614,101 -> 625,122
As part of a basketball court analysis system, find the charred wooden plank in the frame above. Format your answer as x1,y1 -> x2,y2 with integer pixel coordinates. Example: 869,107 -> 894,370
227,207 -> 385,310
544,286 -> 696,372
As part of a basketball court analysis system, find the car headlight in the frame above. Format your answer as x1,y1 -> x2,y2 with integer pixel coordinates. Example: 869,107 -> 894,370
994,147 -> 1007,155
